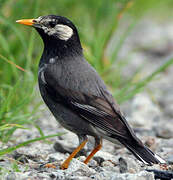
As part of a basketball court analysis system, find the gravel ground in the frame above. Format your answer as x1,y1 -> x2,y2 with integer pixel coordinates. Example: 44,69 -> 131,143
1,18 -> 173,180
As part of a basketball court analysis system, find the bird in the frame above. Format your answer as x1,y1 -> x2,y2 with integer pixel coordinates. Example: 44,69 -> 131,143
16,15 -> 165,169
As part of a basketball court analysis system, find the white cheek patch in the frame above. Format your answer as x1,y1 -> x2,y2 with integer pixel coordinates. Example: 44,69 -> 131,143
42,24 -> 73,41
55,24 -> 73,41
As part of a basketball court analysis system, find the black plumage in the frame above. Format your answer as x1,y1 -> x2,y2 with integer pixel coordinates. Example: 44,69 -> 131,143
16,15 -> 165,169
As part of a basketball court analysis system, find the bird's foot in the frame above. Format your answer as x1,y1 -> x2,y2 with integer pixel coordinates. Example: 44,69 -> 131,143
61,139 -> 88,170
44,163 -> 56,169
60,161 -> 69,170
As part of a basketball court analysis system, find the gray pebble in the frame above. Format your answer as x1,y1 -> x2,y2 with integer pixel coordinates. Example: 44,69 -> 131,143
167,154 -> 173,164
119,157 -> 128,173
6,173 -> 16,180
156,127 -> 173,139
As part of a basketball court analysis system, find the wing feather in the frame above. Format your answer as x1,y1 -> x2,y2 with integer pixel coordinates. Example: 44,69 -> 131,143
42,63 -> 137,140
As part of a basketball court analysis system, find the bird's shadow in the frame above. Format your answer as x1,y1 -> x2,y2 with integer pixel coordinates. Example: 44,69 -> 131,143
53,141 -> 88,157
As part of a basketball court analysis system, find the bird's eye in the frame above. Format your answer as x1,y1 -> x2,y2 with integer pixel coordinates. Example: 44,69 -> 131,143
49,21 -> 56,28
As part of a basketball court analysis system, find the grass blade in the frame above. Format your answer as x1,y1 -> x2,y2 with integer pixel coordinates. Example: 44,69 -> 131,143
0,133 -> 65,156
0,54 -> 26,72
116,56 -> 173,103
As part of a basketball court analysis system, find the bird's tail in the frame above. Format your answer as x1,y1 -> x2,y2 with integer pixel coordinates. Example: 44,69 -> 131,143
116,137 -> 165,165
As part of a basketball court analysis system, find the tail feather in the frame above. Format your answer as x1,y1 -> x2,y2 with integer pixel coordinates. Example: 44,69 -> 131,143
117,137 -> 165,165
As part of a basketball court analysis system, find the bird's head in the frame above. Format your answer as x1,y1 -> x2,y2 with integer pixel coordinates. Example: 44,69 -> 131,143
16,15 -> 82,56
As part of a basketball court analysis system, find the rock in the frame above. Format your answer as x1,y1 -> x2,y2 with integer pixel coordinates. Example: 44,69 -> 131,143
118,157 -> 141,174
102,160 -> 115,168
66,177 -> 92,180
144,136 -> 157,151
90,170 -> 154,180
167,155 -> 173,164
87,159 -> 98,167
6,173 -> 16,180
159,90 -> 173,118
50,171 -> 66,180
93,156 -> 105,166
25,172 -> 51,180
127,94 -> 161,129
47,152 -> 67,162
155,126 -> 173,139
146,169 -> 173,179
66,158 -> 95,175
94,151 -> 119,164
12,151 -> 29,163
119,157 -> 128,173
44,159 -> 96,180
110,171 -> 154,180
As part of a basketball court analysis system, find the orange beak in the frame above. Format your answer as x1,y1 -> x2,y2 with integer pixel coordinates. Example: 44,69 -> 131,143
16,19 -> 35,26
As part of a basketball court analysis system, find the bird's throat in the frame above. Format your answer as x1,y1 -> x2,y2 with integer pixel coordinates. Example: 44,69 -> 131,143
40,39 -> 83,65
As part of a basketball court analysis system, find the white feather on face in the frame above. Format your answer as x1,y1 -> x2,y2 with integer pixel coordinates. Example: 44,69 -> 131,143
42,24 -> 73,41
55,24 -> 73,41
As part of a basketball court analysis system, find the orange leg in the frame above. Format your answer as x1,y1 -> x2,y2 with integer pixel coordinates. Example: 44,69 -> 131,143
61,138 -> 88,169
84,139 -> 102,164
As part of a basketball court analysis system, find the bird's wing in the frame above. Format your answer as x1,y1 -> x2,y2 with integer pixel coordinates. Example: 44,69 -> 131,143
42,63 -> 137,140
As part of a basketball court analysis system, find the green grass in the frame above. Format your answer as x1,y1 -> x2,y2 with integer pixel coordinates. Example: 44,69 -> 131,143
0,132 -> 65,156
0,0 -> 173,156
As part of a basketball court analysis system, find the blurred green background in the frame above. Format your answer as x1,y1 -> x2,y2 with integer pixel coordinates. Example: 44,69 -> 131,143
0,0 -> 173,146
